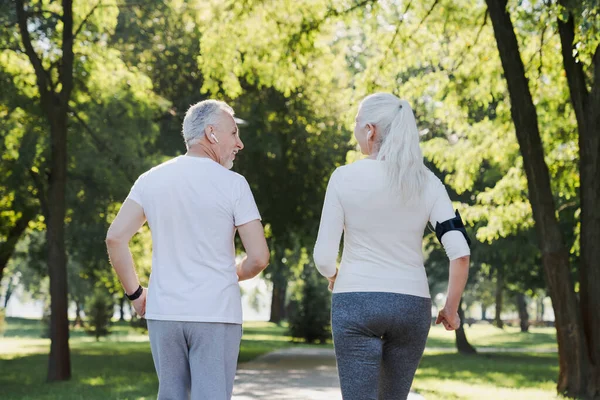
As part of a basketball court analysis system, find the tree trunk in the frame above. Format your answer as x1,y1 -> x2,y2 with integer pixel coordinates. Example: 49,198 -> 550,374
486,1 -> 590,396
537,296 -> 544,322
481,303 -> 488,321
119,295 -> 125,321
16,0 -> 75,382
3,278 -> 15,309
269,279 -> 287,324
456,300 -> 477,354
73,302 -> 83,328
557,7 -> 600,392
46,115 -> 71,381
516,293 -> 529,333
494,266 -> 504,329
268,245 -> 288,324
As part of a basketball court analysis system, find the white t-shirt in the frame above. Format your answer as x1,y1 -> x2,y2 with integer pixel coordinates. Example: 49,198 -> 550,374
126,155 -> 261,324
313,159 -> 470,298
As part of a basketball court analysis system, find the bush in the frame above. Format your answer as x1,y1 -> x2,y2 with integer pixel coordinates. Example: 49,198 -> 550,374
130,314 -> 148,332
288,262 -> 331,344
84,288 -> 115,341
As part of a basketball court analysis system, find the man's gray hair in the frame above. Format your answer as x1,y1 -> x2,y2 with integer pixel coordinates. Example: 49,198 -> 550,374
182,100 -> 234,148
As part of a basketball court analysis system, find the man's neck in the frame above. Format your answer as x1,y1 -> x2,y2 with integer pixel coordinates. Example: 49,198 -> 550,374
187,140 -> 221,165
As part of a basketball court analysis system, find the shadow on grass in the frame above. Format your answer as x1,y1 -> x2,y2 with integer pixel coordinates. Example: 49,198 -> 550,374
0,343 -> 158,400
425,327 -> 558,350
4,317 -> 141,341
418,352 -> 558,389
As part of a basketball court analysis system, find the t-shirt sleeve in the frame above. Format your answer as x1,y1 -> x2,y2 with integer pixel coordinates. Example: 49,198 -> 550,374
126,172 -> 147,208
234,176 -> 261,227
429,179 -> 470,260
313,169 -> 344,278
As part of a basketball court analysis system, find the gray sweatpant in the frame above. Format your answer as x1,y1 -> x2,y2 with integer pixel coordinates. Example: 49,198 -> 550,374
331,292 -> 431,400
147,320 -> 242,400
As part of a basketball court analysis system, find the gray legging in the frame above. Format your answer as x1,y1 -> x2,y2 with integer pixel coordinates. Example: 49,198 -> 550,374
331,292 -> 431,400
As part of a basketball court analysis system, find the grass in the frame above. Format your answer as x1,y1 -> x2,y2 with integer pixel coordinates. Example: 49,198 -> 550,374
426,322 -> 558,351
0,317 -> 561,399
415,352 -> 559,400
0,317 -> 325,400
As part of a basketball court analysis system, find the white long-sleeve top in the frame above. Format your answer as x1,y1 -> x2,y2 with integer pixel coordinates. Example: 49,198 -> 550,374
313,159 -> 470,298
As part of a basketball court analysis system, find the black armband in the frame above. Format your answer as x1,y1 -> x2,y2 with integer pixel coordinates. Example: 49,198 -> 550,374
126,285 -> 143,301
435,210 -> 471,247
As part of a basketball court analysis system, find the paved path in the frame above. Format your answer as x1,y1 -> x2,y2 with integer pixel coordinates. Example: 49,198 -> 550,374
232,347 -> 425,400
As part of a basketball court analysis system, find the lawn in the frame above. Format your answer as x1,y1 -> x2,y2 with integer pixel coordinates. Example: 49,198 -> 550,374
0,318 -> 561,399
426,322 -> 558,351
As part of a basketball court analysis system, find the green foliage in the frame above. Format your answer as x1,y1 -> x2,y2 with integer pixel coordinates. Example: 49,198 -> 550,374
84,289 -> 115,341
288,262 -> 331,344
129,315 -> 148,333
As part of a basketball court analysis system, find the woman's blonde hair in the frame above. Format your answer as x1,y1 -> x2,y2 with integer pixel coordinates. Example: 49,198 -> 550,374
357,93 -> 428,202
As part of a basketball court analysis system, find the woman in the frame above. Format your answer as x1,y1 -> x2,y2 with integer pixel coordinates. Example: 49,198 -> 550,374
313,93 -> 470,400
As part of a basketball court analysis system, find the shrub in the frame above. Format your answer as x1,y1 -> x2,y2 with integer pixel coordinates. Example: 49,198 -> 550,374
288,262 -> 331,344
84,288 -> 115,341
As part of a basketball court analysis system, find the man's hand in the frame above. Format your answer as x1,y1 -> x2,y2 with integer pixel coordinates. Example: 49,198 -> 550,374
131,287 -> 148,318
435,307 -> 461,331
236,220 -> 270,281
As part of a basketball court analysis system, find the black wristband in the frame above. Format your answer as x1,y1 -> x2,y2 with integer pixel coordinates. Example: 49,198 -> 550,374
126,285 -> 143,301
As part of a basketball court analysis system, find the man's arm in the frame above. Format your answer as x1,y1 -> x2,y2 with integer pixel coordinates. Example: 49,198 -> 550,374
105,199 -> 147,314
236,220 -> 270,281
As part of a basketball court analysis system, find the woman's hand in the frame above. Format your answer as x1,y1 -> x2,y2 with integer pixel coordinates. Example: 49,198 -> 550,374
327,271 -> 338,292
435,307 -> 460,331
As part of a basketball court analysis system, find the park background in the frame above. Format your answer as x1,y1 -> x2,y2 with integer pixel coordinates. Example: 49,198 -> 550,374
0,0 -> 599,399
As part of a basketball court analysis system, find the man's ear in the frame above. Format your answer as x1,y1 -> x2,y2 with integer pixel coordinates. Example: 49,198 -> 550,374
205,125 -> 216,143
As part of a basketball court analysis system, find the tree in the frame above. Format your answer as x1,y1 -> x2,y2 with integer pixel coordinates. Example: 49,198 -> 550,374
9,0 -> 77,380
231,86 -> 351,322
3,0 -> 167,381
515,293 -> 530,333
556,0 -> 600,383
198,1 -> 364,322
485,0 -> 600,396
84,288 -> 115,341
288,257 -> 331,344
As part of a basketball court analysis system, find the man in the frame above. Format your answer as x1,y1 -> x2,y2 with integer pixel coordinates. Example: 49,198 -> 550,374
106,100 -> 269,400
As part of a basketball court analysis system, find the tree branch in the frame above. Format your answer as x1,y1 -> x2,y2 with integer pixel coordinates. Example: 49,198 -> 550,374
538,24 -> 545,79
556,6 -> 589,132
59,0 -> 75,112
14,0 -> 53,110
449,9 -> 488,73
29,168 -> 50,219
73,1 -> 102,42
0,206 -> 37,282
369,0 -> 415,92
0,44 -> 24,52
410,0 -> 440,35
288,0 -> 378,45
26,9 -> 63,20
70,109 -> 136,183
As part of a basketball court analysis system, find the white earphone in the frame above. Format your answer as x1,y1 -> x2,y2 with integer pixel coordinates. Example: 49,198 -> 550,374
211,133 -> 219,143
